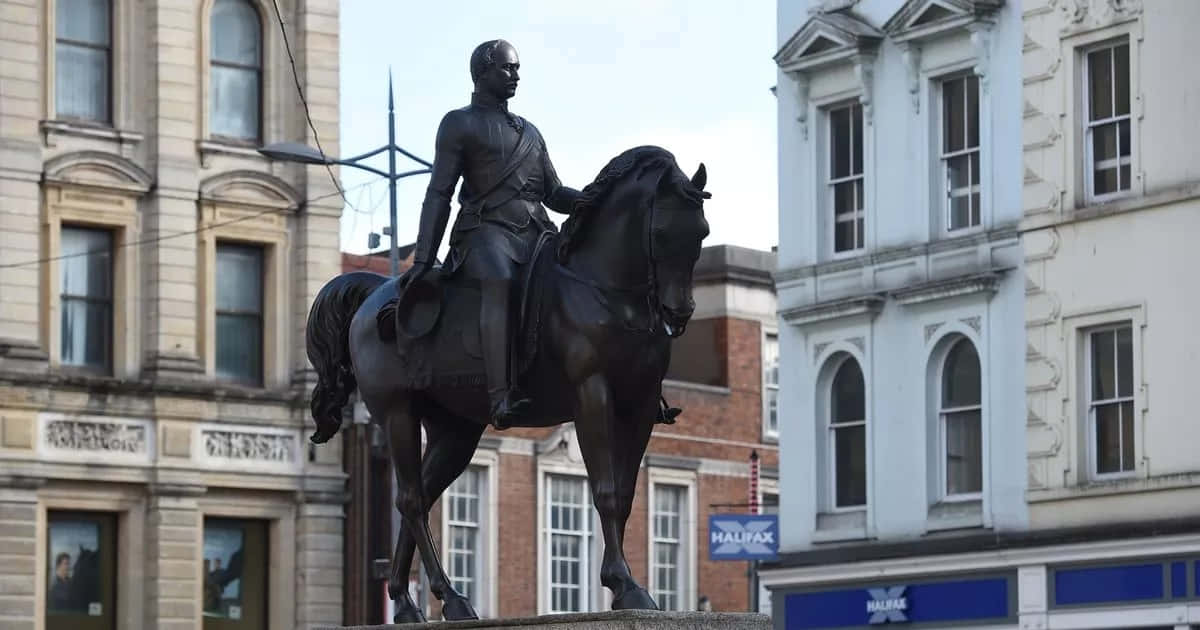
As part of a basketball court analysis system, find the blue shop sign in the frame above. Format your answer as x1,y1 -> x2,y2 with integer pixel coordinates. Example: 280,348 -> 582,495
783,576 -> 1013,629
707,514 -> 779,561
1050,556 -> 1200,608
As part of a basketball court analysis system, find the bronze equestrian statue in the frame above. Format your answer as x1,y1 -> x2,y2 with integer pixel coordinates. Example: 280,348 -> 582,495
304,39 -> 710,623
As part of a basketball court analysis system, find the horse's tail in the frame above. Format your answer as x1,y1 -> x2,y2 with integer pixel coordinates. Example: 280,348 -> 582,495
306,271 -> 388,444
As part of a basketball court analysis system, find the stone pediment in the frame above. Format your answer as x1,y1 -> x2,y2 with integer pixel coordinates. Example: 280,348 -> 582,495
42,151 -> 153,194
775,10 -> 882,74
884,0 -> 1004,43
199,169 -> 302,210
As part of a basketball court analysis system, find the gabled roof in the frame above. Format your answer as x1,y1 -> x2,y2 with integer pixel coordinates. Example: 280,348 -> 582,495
883,0 -> 1004,42
775,10 -> 883,73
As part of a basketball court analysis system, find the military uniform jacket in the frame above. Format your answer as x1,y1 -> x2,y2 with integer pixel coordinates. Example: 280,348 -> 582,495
412,92 -> 577,273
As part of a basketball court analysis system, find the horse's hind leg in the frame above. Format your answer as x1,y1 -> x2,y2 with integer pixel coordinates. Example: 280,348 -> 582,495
387,406 -> 485,622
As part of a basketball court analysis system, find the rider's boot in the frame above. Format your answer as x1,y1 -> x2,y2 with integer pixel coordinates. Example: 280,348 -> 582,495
481,280 -> 529,430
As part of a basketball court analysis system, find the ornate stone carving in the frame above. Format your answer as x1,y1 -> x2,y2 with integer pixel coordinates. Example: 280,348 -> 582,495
847,336 -> 866,353
790,72 -> 811,141
853,55 -> 876,125
814,341 -> 832,362
925,322 -> 944,342
899,44 -> 922,114
203,430 -> 295,462
961,316 -> 983,335
44,420 -> 146,454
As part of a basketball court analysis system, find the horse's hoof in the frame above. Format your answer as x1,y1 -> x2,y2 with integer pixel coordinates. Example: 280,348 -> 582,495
612,586 -> 658,610
441,596 -> 479,621
392,593 -> 427,624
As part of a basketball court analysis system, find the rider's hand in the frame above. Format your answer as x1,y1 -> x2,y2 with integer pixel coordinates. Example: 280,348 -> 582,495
400,261 -> 430,289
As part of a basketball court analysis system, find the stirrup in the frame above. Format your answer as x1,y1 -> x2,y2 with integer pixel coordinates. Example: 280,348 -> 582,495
657,395 -> 682,424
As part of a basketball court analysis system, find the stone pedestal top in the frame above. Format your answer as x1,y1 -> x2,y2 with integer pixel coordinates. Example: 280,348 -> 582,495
320,610 -> 771,630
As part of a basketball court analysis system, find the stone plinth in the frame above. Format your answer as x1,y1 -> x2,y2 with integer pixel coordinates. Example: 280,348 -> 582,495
319,610 -> 771,630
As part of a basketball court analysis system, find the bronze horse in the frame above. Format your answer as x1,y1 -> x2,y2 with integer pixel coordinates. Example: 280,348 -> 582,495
305,146 -> 710,622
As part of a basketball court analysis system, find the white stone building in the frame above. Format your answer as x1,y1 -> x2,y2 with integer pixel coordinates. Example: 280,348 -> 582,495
759,0 -> 1030,626
0,1 -> 345,628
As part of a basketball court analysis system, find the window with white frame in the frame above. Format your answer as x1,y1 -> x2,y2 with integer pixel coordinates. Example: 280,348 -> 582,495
210,0 -> 262,141
763,333 -> 779,439
546,475 -> 594,613
829,357 -> 866,508
445,466 -> 486,606
650,484 -> 688,611
60,226 -> 113,372
941,74 -> 981,231
55,0 -> 112,123
1084,40 -> 1131,199
940,338 -> 982,498
215,242 -> 264,385
1088,324 -> 1134,476
828,102 -> 864,253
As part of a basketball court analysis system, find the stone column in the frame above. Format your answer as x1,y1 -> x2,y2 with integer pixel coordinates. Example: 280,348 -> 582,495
0,486 -> 38,630
144,486 -> 203,630
296,499 -> 345,627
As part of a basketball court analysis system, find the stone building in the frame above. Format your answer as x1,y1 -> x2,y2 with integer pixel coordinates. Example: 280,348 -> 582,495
0,1 -> 344,628
760,0 -> 1029,626
341,244 -> 779,623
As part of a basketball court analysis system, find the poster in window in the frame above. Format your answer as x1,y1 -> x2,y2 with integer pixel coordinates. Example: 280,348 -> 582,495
47,519 -> 103,615
203,523 -> 246,619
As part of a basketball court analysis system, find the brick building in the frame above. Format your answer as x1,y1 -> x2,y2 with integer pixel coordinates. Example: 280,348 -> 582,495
340,244 -> 778,622
0,1 -> 344,628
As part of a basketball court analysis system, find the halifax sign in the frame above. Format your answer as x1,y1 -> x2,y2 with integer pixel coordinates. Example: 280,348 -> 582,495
708,514 -> 779,561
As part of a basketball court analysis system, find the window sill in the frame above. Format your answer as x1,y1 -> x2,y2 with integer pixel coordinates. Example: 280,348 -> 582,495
661,379 -> 731,396
41,120 -> 144,149
926,499 -> 983,532
813,509 -> 867,543
198,139 -> 268,167
1027,471 -> 1200,503
1019,183 -> 1200,233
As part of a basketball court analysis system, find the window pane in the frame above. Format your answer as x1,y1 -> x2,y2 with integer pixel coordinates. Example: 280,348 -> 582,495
216,245 -> 263,313
1094,402 -> 1121,474
61,228 -> 112,298
949,196 -> 971,231
854,178 -> 864,212
1088,48 -> 1113,121
1120,400 -> 1135,472
943,340 -> 981,407
61,299 -> 111,369
60,228 -> 113,370
216,314 -> 262,384
948,154 -> 971,191
56,44 -> 109,122
1091,329 -> 1115,401
211,0 -> 261,65
835,424 -> 866,507
831,359 -> 864,423
1114,43 -> 1130,116
57,0 -> 110,44
967,76 -> 979,148
830,107 -> 850,179
1094,166 -> 1118,196
210,66 -> 260,140
833,181 -> 857,217
1093,122 -> 1117,162
945,410 -> 983,495
943,77 -> 964,152
834,220 -> 855,253
1118,119 -> 1131,158
851,104 -> 863,175
855,217 -> 863,249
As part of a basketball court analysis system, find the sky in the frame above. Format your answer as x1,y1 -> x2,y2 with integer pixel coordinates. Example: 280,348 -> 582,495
337,0 -> 779,258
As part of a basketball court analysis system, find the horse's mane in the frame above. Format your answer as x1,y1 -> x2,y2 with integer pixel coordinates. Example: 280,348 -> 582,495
559,145 -> 699,260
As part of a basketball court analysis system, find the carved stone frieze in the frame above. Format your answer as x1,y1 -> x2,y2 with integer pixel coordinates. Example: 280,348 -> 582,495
203,430 -> 295,462
44,420 -> 147,454
847,336 -> 866,354
813,341 -> 833,362
961,316 -> 983,335
925,322 -> 945,342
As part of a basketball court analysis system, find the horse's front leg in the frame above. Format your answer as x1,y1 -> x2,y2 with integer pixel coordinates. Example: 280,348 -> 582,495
573,374 -> 658,609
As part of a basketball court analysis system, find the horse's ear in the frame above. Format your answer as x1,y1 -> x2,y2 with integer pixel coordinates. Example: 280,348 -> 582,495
691,163 -> 707,191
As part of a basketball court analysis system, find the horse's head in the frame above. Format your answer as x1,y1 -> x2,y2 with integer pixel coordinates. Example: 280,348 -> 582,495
648,162 -> 710,337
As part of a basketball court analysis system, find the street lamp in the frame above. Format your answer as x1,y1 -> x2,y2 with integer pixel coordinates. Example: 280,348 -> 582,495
259,74 -> 432,277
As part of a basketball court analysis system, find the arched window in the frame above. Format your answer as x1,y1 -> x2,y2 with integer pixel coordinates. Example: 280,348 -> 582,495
940,338 -> 982,497
830,357 -> 866,508
210,0 -> 262,140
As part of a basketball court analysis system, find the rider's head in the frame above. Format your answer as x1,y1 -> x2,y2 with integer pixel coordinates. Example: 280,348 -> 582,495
471,40 -> 520,101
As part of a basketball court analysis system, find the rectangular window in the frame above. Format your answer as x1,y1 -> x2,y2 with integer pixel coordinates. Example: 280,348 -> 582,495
941,74 -> 981,231
1088,324 -> 1135,476
60,226 -> 113,372
203,518 -> 268,629
446,466 -> 485,607
761,491 -> 779,515
47,511 -> 116,630
763,333 -> 779,439
650,485 -> 687,611
546,475 -> 593,613
828,102 -> 864,253
1085,40 -> 1132,199
55,0 -> 111,123
215,243 -> 264,385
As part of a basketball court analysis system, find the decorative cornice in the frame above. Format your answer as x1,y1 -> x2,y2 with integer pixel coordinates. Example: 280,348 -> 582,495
781,294 -> 885,326
198,169 -> 303,210
42,150 -> 154,194
883,0 -> 1003,44
892,270 -> 1007,305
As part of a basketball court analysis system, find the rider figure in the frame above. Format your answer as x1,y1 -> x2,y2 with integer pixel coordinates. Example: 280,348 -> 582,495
405,40 -> 580,430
